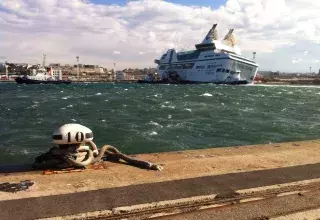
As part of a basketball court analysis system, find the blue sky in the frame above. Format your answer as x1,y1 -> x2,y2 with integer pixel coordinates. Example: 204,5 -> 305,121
91,0 -> 227,8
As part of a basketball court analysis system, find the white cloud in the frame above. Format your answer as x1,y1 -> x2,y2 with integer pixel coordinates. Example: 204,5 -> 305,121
0,0 -> 319,71
292,58 -> 303,64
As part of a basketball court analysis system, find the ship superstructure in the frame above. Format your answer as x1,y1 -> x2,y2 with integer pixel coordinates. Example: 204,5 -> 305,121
154,24 -> 259,84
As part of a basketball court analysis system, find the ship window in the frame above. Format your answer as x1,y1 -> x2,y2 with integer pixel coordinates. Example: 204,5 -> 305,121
196,66 -> 205,69
217,69 -> 221,72
177,51 -> 200,61
161,54 -> 167,60
207,65 -> 215,69
221,69 -> 225,72
172,65 -> 177,69
177,65 -> 183,69
230,71 -> 235,74
159,65 -> 168,70
226,70 -> 230,73
183,63 -> 194,69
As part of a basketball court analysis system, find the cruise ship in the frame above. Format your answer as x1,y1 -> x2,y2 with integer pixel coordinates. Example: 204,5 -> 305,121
149,24 -> 259,84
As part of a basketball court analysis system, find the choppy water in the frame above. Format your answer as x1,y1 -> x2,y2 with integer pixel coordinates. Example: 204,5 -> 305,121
1,82 -> 320,165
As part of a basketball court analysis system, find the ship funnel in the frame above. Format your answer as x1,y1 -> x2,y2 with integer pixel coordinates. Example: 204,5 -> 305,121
202,23 -> 219,43
223,29 -> 236,47
209,24 -> 219,40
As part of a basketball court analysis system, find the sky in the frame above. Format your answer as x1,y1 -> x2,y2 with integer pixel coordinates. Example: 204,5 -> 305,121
0,0 -> 319,72
91,0 -> 227,8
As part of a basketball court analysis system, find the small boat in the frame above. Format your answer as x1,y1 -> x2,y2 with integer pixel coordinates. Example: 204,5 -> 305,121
15,68 -> 72,84
15,76 -> 72,84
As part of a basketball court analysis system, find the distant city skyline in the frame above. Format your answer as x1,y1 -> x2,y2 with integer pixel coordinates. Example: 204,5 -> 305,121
0,0 -> 319,72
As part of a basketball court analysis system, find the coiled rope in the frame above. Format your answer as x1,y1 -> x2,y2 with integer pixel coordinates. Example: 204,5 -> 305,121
33,142 -> 163,171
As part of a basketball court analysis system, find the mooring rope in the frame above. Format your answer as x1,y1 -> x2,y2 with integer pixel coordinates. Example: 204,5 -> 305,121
33,144 -> 163,171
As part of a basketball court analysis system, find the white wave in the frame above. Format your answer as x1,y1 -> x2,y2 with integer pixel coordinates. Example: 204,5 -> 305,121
21,149 -> 30,155
96,93 -> 102,95
71,119 -> 77,122
124,89 -> 128,91
60,90 -> 64,93
221,103 -> 225,106
200,93 -> 213,97
149,121 -> 163,127
67,105 -> 73,108
101,119 -> 106,122
253,84 -> 320,89
168,115 -> 172,119
149,131 -> 158,136
60,107 -> 66,110
161,104 -> 175,109
241,107 -> 254,112
166,122 -> 184,128
104,100 -> 109,102
27,104 -> 39,109
184,108 -> 192,112
164,101 -> 170,104
62,97 -> 68,100
123,104 -> 127,107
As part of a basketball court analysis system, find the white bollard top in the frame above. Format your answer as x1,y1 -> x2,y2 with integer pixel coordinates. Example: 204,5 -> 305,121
52,123 -> 93,145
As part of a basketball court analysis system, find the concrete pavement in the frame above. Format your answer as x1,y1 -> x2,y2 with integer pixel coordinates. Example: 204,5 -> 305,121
0,140 -> 320,219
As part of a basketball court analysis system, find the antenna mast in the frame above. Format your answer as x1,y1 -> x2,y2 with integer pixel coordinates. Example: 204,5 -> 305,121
42,54 -> 46,67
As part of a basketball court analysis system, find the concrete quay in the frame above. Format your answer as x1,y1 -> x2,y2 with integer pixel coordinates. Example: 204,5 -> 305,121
0,140 -> 320,219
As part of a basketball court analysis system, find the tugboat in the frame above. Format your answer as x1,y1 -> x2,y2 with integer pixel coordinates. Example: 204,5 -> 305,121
15,67 -> 71,84
139,23 -> 258,85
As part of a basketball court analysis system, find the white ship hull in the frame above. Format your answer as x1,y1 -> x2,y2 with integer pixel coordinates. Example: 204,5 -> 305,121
157,55 -> 258,84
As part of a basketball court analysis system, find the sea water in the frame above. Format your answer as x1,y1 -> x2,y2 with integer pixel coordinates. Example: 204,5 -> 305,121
1,83 -> 320,165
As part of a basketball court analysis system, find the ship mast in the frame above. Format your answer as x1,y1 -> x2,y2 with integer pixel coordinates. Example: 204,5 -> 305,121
5,62 -> 8,80
253,52 -> 256,60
